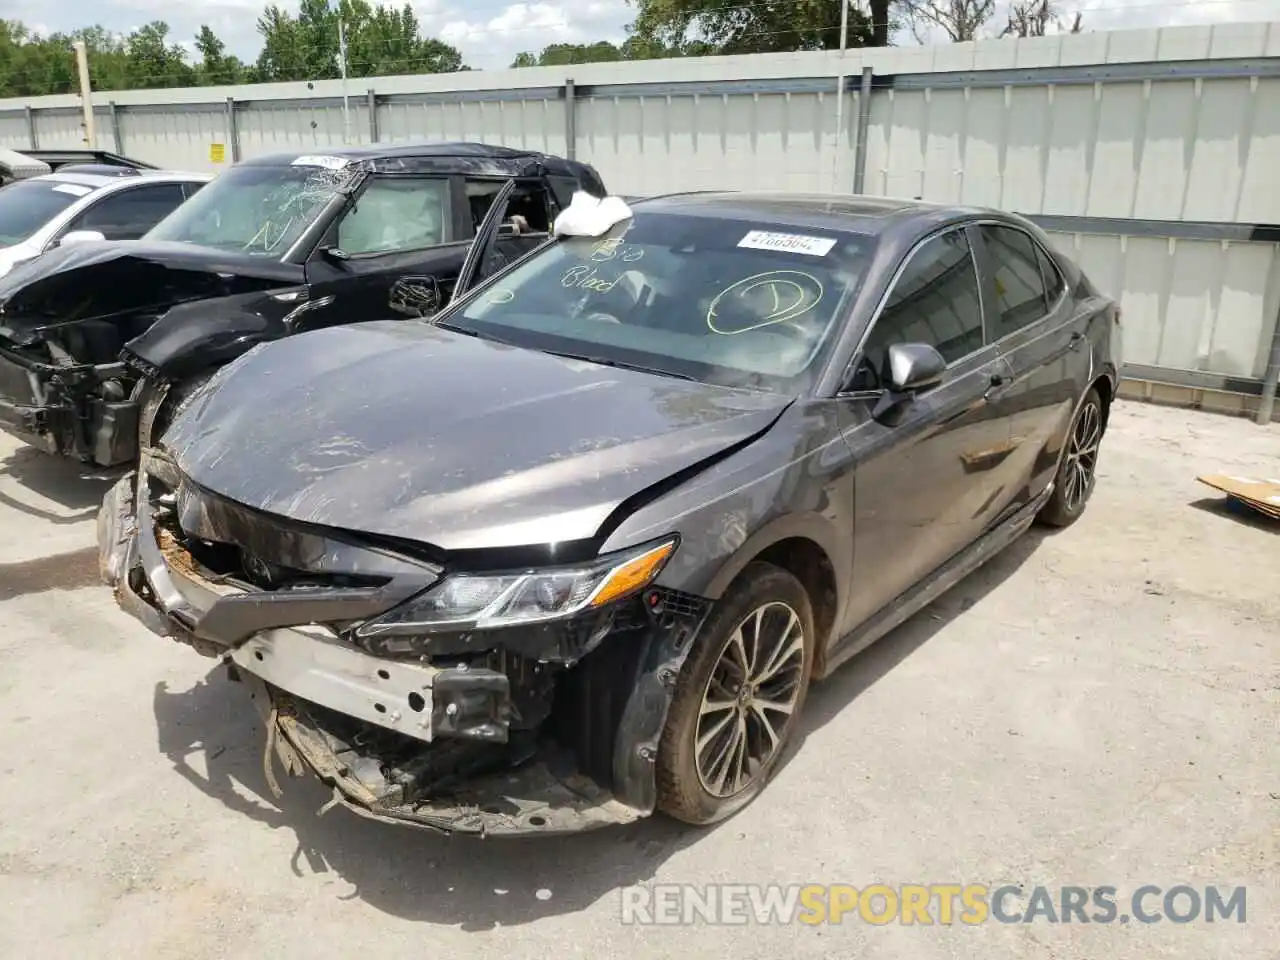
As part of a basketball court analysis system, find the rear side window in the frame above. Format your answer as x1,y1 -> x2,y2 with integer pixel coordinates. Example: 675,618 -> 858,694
980,225 -> 1050,337
336,177 -> 450,255
857,227 -> 985,387
71,182 -> 189,240
1035,242 -> 1066,303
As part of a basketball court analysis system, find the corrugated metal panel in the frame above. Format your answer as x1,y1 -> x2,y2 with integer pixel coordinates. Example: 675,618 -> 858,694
119,108 -> 228,172
237,101 -> 364,158
1044,231 -> 1280,378
377,97 -> 567,155
31,111 -> 90,149
0,114 -> 30,150
862,76 -> 1280,222
577,89 -> 855,196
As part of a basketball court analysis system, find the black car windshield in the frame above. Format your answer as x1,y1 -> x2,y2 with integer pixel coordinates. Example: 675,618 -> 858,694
0,179 -> 94,245
144,162 -> 350,256
439,211 -> 875,393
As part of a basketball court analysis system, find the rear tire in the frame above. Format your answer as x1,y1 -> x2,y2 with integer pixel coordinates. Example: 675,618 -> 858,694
656,562 -> 815,826
1037,386 -> 1105,528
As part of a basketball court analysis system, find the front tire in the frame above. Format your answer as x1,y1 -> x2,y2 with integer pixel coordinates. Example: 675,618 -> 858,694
656,562 -> 816,826
1037,386 -> 1105,528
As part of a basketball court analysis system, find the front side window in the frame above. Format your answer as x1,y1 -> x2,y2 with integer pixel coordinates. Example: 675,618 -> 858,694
855,227 -> 984,389
0,179 -> 94,245
145,163 -> 349,256
981,225 -> 1051,338
335,177 -> 450,255
437,212 -> 876,393
70,182 -> 188,239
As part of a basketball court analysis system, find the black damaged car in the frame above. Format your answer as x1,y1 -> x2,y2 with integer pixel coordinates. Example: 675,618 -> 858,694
100,192 -> 1121,835
0,142 -> 605,468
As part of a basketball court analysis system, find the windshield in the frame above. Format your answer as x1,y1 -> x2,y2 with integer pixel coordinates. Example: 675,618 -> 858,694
438,211 -> 875,393
144,163 -> 349,256
0,179 -> 93,246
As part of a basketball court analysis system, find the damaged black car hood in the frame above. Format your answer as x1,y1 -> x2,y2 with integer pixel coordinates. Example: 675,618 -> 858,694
0,240 -> 300,344
162,322 -> 792,552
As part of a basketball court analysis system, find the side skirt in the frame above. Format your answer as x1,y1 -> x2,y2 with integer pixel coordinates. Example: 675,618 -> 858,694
818,482 -> 1053,680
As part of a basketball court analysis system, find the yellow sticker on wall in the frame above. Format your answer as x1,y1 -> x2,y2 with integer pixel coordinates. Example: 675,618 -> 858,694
209,143 -> 226,163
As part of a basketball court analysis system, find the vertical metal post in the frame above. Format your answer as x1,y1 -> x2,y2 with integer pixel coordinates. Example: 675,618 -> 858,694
367,89 -> 378,143
852,67 -> 874,195
108,100 -> 123,154
73,40 -> 96,148
564,78 -> 576,160
226,97 -> 241,162
24,105 -> 37,150
1256,305 -> 1280,424
831,0 -> 849,192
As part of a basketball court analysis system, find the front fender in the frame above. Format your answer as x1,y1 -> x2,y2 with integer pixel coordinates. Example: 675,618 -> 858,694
121,291 -> 295,381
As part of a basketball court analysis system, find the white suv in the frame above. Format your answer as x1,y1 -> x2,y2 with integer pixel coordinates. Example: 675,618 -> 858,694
0,169 -> 211,278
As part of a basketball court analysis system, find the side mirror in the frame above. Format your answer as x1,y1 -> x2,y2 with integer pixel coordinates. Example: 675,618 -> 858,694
58,229 -> 106,247
886,342 -> 946,393
869,342 -> 947,425
389,275 -> 443,318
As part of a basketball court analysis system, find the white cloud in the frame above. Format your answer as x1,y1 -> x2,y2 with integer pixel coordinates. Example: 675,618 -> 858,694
439,1 -> 628,67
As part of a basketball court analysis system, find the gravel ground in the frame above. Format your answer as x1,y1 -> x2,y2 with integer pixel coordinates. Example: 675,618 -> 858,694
0,399 -> 1276,959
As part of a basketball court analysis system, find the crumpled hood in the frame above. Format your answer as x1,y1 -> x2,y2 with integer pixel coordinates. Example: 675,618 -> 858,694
163,321 -> 792,551
0,240 -> 300,344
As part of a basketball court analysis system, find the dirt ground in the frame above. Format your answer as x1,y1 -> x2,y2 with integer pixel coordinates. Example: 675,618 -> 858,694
0,399 -> 1275,960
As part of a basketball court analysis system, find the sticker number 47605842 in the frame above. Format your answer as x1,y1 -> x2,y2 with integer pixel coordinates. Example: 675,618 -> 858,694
737,230 -> 836,257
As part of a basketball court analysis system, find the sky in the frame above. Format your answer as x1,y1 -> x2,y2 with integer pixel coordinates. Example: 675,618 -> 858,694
2,0 -> 1279,72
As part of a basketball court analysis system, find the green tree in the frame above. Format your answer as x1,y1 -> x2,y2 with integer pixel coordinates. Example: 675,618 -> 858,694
509,41 -> 624,68
124,21 -> 197,88
256,0 -> 463,82
195,24 -> 251,85
627,0 -> 884,53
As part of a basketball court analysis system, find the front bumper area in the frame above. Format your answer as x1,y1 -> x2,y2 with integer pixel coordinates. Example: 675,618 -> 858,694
0,343 -> 140,466
99,468 -> 710,836
246,671 -> 643,836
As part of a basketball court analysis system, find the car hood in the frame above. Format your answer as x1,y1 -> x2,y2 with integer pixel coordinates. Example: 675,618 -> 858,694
0,240 -> 301,344
163,321 -> 793,552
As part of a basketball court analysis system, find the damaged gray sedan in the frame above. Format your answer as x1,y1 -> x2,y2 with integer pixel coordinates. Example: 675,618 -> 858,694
99,192 -> 1120,835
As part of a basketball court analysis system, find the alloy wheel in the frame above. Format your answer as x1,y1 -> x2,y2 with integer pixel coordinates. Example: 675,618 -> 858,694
1063,400 -> 1102,512
693,601 -> 806,799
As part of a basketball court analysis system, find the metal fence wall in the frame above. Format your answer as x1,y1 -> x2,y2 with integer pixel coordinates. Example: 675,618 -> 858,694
1,21 -> 1278,419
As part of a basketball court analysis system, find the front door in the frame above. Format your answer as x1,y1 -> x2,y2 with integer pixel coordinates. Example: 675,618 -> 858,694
835,224 -> 1013,635
302,173 -> 465,331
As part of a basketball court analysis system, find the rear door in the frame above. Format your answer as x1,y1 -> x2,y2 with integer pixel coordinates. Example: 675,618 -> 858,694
58,181 -> 189,241
835,224 -> 1014,635
972,222 -> 1090,510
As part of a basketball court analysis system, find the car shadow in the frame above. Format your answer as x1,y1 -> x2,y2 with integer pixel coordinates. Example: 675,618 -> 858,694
148,527 -> 1047,927
0,447 -> 121,522
152,673 -> 722,930
790,527 -> 1047,753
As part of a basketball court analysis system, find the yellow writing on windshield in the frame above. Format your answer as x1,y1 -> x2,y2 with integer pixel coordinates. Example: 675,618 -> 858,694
706,270 -> 824,336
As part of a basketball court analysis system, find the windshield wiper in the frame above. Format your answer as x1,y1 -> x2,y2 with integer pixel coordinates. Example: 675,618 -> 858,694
535,349 -> 701,382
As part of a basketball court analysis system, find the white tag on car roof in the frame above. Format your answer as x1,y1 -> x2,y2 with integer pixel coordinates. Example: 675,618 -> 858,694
291,155 -> 349,170
52,183 -> 93,196
553,191 -> 633,238
738,230 -> 836,257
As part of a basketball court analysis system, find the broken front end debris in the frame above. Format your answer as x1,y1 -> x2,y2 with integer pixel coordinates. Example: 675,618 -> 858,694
98,459 -> 710,836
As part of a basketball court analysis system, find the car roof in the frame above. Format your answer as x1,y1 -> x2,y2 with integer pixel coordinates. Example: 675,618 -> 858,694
237,140 -> 595,180
29,170 -> 210,191
629,191 -> 994,239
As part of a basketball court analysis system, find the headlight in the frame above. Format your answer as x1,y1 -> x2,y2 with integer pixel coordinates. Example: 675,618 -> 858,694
355,538 -> 677,636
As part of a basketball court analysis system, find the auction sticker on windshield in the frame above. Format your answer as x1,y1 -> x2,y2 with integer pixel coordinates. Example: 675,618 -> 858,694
52,183 -> 93,196
291,155 -> 349,170
738,231 -> 836,257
